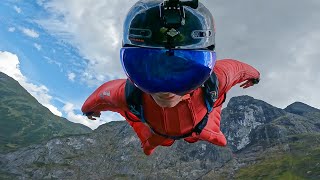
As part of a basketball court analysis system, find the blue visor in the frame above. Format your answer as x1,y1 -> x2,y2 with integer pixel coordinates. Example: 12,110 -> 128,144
120,47 -> 216,95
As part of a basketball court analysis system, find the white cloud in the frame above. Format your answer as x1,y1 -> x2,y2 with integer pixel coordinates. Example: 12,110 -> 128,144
44,104 -> 63,117
20,28 -> 40,38
14,6 -> 21,14
36,0 -> 320,110
36,0 -> 45,6
0,51 -> 62,116
34,43 -> 42,51
44,56 -> 62,68
209,0 -> 320,109
68,72 -> 76,81
8,27 -> 16,32
0,51 -> 25,82
37,0 -> 136,86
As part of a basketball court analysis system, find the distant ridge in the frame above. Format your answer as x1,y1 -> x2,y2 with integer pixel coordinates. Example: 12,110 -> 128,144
0,72 -> 91,153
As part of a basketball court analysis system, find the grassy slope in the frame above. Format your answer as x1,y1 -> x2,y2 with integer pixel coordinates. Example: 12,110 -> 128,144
0,73 -> 92,153
236,134 -> 320,180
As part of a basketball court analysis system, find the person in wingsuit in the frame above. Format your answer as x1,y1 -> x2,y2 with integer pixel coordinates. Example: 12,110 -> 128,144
82,0 -> 260,155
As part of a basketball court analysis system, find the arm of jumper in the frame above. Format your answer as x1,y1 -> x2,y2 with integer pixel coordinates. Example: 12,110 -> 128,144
214,59 -> 260,94
81,79 -> 129,115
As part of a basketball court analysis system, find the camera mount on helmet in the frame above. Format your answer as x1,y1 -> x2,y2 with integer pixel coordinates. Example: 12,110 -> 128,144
160,0 -> 198,28
123,0 -> 214,50
160,0 -> 199,49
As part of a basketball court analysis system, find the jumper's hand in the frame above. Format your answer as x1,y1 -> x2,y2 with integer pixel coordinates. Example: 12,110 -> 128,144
240,78 -> 260,89
85,112 -> 101,120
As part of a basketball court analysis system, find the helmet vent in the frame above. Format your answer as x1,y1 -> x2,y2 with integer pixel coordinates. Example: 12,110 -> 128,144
129,28 -> 152,38
191,30 -> 213,39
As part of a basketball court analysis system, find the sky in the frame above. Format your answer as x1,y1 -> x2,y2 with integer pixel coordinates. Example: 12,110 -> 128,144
1,0 -> 320,129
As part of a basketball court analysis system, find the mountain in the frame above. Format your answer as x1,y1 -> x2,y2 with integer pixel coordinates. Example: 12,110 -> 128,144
221,96 -> 287,151
206,97 -> 320,179
0,121 -> 234,179
0,72 -> 91,153
285,102 -> 320,116
0,93 -> 319,179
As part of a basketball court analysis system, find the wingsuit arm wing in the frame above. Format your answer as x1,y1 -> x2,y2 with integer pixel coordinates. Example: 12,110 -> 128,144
214,59 -> 260,95
81,79 -> 159,155
81,79 -> 129,115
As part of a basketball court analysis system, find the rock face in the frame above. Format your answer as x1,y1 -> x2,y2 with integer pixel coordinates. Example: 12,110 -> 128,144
202,97 -> 320,180
0,72 -> 91,153
0,122 -> 233,179
0,86 -> 320,179
221,96 -> 287,151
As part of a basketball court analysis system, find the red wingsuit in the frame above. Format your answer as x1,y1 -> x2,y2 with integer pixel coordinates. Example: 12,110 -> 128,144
82,59 -> 260,155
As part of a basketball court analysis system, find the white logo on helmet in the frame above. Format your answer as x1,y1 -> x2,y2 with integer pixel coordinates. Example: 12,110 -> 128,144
167,28 -> 180,37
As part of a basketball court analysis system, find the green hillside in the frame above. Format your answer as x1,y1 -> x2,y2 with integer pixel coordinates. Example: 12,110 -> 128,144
0,72 -> 91,153
236,134 -> 320,180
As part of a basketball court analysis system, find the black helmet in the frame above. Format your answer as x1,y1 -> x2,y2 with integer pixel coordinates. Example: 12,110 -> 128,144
120,0 -> 217,95
122,0 -> 215,50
